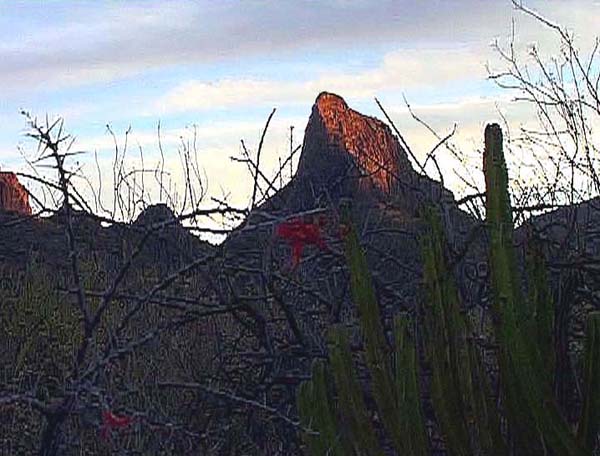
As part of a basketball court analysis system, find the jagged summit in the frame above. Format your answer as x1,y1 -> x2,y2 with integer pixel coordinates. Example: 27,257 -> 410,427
296,92 -> 413,197
0,171 -> 32,216
259,92 -> 451,215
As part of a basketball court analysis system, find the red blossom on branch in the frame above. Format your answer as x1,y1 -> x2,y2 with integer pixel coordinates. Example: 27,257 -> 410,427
276,217 -> 328,268
100,409 -> 134,441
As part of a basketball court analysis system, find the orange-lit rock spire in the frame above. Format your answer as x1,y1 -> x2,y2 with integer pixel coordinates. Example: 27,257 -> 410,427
296,92 -> 411,196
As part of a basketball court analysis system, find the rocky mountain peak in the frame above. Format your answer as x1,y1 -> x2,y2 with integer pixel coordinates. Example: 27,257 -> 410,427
0,172 -> 32,216
295,92 -> 413,197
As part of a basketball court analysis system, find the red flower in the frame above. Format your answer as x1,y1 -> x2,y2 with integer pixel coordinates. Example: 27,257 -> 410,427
100,409 -> 134,441
276,217 -> 328,268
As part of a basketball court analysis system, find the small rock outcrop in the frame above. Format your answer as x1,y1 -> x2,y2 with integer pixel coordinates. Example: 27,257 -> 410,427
133,203 -> 177,227
0,172 -> 32,215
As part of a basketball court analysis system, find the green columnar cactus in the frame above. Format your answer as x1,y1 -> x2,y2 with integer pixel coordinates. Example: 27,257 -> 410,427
298,203 -> 428,455
577,312 -> 600,452
298,125 -> 598,455
296,359 -> 347,456
421,208 -> 472,456
328,326 -> 385,456
525,236 -> 555,380
393,316 -> 429,456
340,204 -> 409,453
484,123 -> 587,455
466,336 -> 507,455
421,207 -> 506,456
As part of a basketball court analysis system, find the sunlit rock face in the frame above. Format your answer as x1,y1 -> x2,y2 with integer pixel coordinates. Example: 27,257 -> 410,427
259,91 -> 452,214
296,92 -> 412,198
0,172 -> 32,215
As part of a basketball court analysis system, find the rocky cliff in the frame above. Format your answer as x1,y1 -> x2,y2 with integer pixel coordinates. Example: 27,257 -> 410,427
296,92 -> 412,195
262,92 -> 452,215
224,92 -> 478,358
0,172 -> 31,215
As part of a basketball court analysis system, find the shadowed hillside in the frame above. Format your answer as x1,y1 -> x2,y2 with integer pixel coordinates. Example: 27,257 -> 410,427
1,93 -> 599,455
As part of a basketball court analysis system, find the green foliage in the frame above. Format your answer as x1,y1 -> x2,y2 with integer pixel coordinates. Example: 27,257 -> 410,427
577,312 -> 600,452
297,360 -> 347,456
0,256 -> 248,454
525,236 -> 555,380
421,207 -> 506,456
328,326 -> 384,456
341,204 -> 410,453
1,260 -> 81,389
0,260 -> 83,454
393,316 -> 429,456
297,125 -> 598,455
484,123 -> 588,455
297,204 -> 427,455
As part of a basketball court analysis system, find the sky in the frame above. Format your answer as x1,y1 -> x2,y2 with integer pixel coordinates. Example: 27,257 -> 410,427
1,0 -> 599,230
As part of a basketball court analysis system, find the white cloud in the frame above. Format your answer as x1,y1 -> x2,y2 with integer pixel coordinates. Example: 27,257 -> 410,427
157,48 -> 487,113
3,0 -> 599,227
157,79 -> 304,113
2,0 -> 598,92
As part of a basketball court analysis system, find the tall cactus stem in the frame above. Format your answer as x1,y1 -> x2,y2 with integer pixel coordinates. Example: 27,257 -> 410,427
484,123 -> 587,455
340,202 -> 408,453
393,315 -> 429,456
577,311 -> 600,452
328,325 -> 385,456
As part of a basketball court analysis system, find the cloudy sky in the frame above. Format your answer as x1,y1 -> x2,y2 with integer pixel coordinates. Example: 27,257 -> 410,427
1,0 -> 598,221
